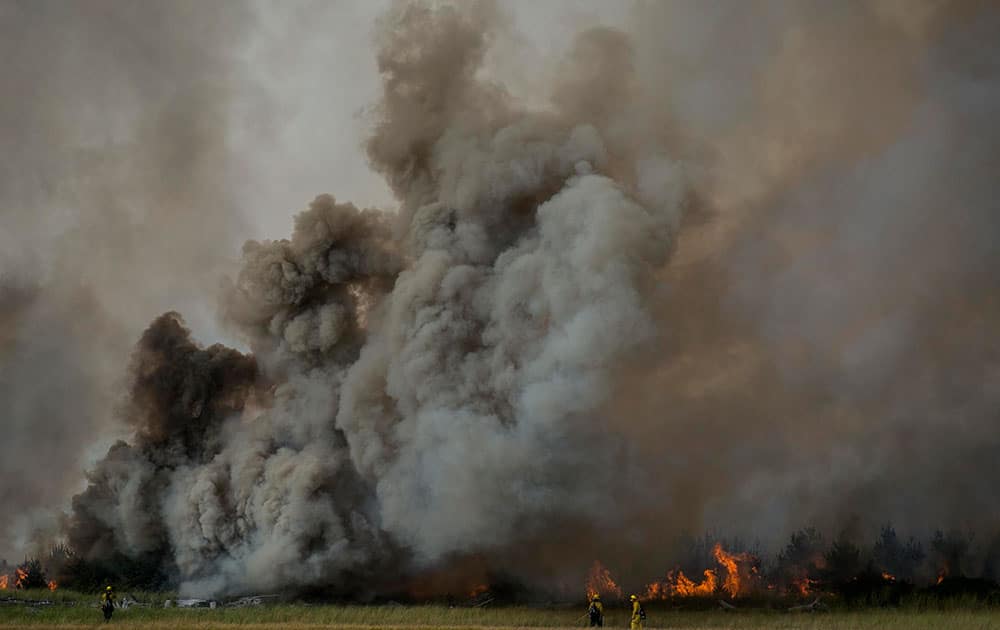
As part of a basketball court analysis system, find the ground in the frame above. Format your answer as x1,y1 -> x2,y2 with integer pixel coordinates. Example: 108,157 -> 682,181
1,592 -> 998,629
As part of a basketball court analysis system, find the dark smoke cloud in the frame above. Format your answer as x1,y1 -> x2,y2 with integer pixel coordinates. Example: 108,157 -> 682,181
69,312 -> 258,561
16,0 -> 1000,597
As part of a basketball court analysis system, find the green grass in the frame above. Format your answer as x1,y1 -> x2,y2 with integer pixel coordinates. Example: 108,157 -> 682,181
0,592 -> 998,629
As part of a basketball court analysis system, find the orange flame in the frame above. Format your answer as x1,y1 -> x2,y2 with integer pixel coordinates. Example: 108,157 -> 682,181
643,543 -> 758,599
468,583 -> 488,598
673,569 -> 718,596
14,568 -> 27,589
936,570 -> 946,585
642,581 -> 667,600
0,575 -> 7,590
791,576 -> 817,597
881,572 -> 896,582
712,543 -> 755,597
643,568 -> 717,599
585,561 -> 622,600
47,580 -> 57,592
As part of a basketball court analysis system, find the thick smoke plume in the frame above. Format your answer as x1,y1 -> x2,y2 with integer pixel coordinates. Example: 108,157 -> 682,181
7,0 -> 1000,597
68,1 -> 681,595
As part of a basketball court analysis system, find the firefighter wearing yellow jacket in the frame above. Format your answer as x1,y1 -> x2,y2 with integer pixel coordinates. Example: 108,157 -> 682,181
629,594 -> 645,630
587,594 -> 604,627
100,586 -> 116,622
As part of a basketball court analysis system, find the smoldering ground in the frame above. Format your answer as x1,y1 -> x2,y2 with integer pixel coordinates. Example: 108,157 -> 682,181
4,0 -> 1000,599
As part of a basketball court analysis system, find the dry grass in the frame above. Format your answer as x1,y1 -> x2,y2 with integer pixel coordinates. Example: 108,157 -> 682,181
0,594 -> 997,629
3,618 -> 1000,630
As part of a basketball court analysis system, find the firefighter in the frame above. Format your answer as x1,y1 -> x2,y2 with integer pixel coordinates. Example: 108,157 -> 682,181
629,594 -> 645,630
587,594 -> 604,627
100,585 -> 116,622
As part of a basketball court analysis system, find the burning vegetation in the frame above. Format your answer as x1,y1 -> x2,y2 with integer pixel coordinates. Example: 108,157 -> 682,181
576,526 -> 1000,606
593,543 -> 761,601
653,544 -> 760,598
585,561 -> 623,600
0,558 -> 57,592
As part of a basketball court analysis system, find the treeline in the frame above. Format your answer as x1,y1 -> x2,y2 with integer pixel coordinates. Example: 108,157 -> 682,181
4,545 -> 173,592
664,524 -> 1000,603
7,523 -> 1000,600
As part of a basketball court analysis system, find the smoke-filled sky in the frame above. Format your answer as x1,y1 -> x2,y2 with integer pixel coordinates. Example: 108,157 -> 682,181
2,0 -> 1000,598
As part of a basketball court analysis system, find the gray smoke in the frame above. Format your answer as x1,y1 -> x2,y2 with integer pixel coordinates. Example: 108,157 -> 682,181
9,0 -> 999,596
0,0 -> 267,560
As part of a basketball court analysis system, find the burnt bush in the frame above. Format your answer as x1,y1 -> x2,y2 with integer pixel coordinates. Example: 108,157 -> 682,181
60,550 -> 175,592
15,558 -> 48,589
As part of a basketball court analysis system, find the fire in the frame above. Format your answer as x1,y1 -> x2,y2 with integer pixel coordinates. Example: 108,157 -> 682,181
0,575 -> 7,590
643,580 -> 667,600
712,543 -> 754,598
671,569 -> 718,597
585,561 -> 622,600
588,544 -> 759,602
643,543 -> 757,599
644,569 -> 717,599
14,568 -> 27,589
881,572 -> 896,582
936,570 -> 946,585
468,583 -> 488,598
47,580 -> 58,592
791,576 -> 817,597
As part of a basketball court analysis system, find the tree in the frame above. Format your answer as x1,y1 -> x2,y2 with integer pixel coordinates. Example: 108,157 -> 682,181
872,525 -> 924,582
774,527 -> 825,594
15,559 -> 48,590
824,532 -> 862,584
931,529 -> 973,578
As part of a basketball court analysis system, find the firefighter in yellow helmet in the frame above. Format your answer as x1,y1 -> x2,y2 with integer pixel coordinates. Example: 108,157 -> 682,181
587,593 -> 604,627
100,585 -> 116,622
629,594 -> 645,630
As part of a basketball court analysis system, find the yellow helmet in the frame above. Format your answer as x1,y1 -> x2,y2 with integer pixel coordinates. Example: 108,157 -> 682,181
630,594 -> 637,601
592,594 -> 600,600
106,586 -> 113,591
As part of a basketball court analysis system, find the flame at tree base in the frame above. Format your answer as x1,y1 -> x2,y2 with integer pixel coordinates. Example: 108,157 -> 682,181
791,576 -> 818,597
468,584 -> 488,598
641,543 -> 758,599
585,561 -> 622,600
586,543 -> 832,600
14,568 -> 27,589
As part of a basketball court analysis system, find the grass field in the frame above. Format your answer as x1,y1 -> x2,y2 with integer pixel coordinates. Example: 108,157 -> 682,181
1,591 -> 998,629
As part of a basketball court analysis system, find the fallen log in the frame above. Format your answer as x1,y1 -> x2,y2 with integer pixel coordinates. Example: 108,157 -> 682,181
169,598 -> 217,609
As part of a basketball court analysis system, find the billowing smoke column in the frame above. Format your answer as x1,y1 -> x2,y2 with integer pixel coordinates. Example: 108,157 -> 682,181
61,0 -> 1000,597
68,1 -> 682,596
